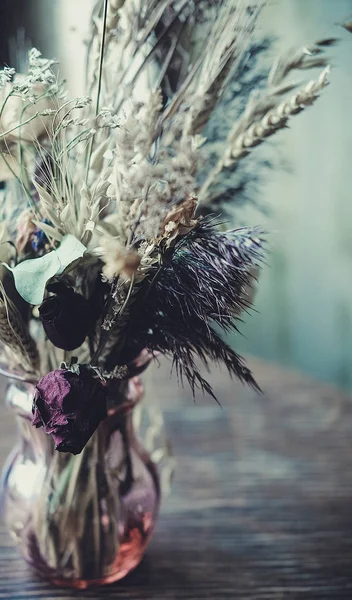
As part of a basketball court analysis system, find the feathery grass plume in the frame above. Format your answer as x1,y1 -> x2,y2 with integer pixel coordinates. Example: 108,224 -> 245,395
102,90 -> 200,245
105,220 -> 265,398
268,38 -> 337,87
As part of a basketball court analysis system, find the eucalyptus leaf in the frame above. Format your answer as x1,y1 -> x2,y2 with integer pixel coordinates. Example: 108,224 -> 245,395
3,234 -> 86,305
55,235 -> 86,274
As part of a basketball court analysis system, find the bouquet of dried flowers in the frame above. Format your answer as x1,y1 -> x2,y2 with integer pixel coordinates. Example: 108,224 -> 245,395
0,0 -> 333,457
0,0 -> 337,583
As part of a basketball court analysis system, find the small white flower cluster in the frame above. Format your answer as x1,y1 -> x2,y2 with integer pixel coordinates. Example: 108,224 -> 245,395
74,96 -> 92,109
28,48 -> 56,86
0,67 -> 15,89
11,49 -> 58,102
96,106 -> 119,129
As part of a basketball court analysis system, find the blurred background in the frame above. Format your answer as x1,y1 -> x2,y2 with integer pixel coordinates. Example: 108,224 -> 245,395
1,0 -> 352,392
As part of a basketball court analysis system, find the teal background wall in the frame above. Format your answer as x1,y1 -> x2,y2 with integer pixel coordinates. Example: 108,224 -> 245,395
234,0 -> 352,390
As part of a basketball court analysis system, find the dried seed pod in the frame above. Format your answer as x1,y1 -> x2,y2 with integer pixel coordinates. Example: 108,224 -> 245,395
0,297 -> 40,374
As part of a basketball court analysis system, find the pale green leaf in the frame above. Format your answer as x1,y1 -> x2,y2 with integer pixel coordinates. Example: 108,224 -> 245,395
4,252 -> 60,305
55,235 -> 86,274
3,234 -> 86,305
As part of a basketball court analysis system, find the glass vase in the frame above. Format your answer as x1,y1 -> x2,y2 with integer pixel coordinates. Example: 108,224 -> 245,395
1,376 -> 160,589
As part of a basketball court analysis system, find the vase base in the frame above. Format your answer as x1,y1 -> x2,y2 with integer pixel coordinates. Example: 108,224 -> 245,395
33,534 -> 149,589
2,379 -> 160,590
50,567 -> 132,590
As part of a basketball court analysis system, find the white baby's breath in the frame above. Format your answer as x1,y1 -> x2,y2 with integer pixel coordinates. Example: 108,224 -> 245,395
74,96 -> 92,108
0,67 -> 15,88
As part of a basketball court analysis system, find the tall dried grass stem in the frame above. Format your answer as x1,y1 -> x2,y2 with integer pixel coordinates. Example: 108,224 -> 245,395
198,67 -> 330,203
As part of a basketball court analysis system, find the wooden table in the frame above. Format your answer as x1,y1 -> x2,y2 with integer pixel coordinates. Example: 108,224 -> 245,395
1,357 -> 352,599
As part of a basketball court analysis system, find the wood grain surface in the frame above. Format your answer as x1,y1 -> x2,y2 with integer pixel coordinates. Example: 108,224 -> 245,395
1,357 -> 352,599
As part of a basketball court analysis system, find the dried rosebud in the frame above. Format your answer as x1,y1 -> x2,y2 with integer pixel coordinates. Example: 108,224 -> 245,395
16,210 -> 37,255
39,282 -> 94,350
158,196 -> 198,247
32,366 -> 108,454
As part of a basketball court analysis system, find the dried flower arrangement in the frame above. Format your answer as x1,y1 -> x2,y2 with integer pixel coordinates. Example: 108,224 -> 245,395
0,0 -> 333,456
0,0 -> 337,584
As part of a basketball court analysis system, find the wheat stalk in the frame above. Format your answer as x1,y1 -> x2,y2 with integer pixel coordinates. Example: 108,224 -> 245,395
268,38 -> 336,87
226,67 -> 330,163
184,0 -> 263,136
0,287 -> 40,374
198,66 -> 330,203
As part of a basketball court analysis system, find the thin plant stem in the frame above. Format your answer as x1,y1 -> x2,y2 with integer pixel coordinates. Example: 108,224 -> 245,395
85,0 -> 109,183
92,276 -> 135,364
0,112 -> 40,139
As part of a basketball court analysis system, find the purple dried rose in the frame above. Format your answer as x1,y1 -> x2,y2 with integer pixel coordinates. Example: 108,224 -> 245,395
32,366 -> 108,454
39,282 -> 94,351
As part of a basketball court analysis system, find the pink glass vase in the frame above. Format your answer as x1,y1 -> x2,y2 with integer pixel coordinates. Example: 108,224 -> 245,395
1,376 -> 160,589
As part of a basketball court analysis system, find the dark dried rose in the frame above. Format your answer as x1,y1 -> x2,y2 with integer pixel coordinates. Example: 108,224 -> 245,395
88,274 -> 109,320
39,282 -> 94,350
32,366 -> 108,454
